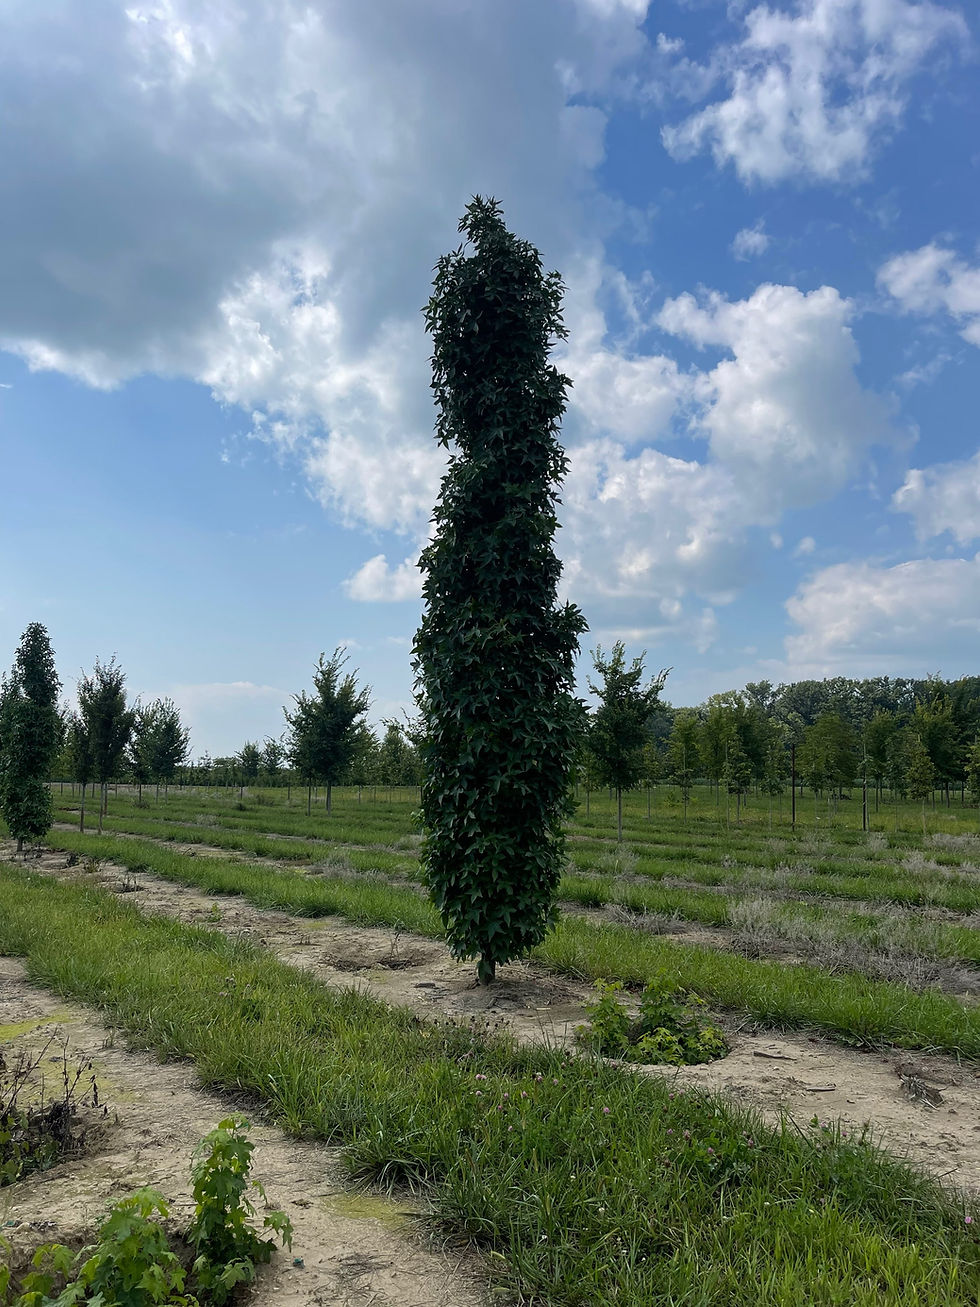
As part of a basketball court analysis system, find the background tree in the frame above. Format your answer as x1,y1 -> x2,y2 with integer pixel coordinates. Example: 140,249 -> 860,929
236,740 -> 261,795
966,737 -> 980,807
905,733 -> 937,834
66,712 -> 93,832
284,649 -> 371,815
127,701 -> 156,802
588,642 -> 669,841
0,623 -> 62,851
722,735 -> 752,822
77,657 -> 135,833
145,698 -> 190,796
414,195 -> 587,985
262,736 -> 286,786
666,709 -> 699,820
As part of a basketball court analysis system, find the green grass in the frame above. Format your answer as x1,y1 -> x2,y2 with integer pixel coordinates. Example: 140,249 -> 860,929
41,829 -> 980,1057
2,862 -> 978,1307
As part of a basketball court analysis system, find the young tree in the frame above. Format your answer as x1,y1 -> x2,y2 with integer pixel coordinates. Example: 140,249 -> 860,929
413,196 -> 587,986
588,642 -> 669,842
127,700 -> 156,802
905,733 -> 937,834
145,698 -> 190,796
66,712 -> 93,832
284,649 -> 371,815
966,737 -> 980,807
236,740 -> 261,795
0,623 -> 62,851
77,657 -> 135,833
722,735 -> 752,822
262,735 -> 286,787
666,709 -> 699,820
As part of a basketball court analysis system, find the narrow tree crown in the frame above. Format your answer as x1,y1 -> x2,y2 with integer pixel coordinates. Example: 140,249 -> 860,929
414,196 -> 587,983
77,657 -> 135,785
0,622 -> 62,845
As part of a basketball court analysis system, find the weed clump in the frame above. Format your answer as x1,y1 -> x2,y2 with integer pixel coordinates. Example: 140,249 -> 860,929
577,980 -> 728,1065
0,1038 -> 104,1187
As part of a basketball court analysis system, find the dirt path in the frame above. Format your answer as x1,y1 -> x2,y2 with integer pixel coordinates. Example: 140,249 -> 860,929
0,956 -> 485,1307
8,845 -> 980,1197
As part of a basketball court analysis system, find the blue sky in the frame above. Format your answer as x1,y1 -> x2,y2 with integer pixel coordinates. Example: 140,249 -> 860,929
1,0 -> 978,756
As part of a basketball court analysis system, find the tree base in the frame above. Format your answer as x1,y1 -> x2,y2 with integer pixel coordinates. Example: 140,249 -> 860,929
476,957 -> 497,986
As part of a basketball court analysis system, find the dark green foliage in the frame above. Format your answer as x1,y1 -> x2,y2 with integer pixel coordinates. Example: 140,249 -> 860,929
284,649 -> 371,812
236,741 -> 261,784
588,642 -> 668,840
0,623 -> 62,849
413,196 -> 587,984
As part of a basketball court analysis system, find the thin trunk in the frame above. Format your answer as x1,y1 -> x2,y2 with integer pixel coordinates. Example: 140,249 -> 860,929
586,788 -> 590,818
307,783 -> 312,817
327,782 -> 332,814
647,786 -> 651,820
617,788 -> 623,843
79,784 -> 86,833
16,835 -> 23,854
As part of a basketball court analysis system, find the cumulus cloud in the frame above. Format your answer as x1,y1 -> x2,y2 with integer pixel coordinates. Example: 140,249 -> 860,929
785,553 -> 980,671
878,243 -> 980,346
732,221 -> 770,260
892,450 -> 980,544
657,282 -> 895,513
661,0 -> 967,185
343,554 -> 423,602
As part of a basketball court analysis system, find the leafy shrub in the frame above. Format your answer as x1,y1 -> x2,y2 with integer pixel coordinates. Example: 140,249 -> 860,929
187,1117 -> 292,1305
0,1120 -> 291,1307
578,980 -> 728,1065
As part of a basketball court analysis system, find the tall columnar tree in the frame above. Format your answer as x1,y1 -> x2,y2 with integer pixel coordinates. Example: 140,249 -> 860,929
0,623 -> 62,851
284,649 -> 371,815
413,195 -> 587,986
666,709 -> 700,818
67,711 -> 93,831
262,736 -> 286,786
127,701 -> 156,801
77,657 -> 135,833
588,642 -> 669,842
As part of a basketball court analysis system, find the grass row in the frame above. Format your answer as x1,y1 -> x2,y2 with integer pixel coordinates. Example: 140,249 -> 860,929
47,808 -> 980,968
1,862 -> 978,1306
40,829 -> 980,1057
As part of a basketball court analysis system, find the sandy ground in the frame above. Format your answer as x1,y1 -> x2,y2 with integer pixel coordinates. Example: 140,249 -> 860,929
6,843 -> 980,1197
0,954 -> 486,1307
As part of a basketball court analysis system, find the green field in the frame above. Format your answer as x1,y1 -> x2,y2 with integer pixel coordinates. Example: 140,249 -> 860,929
4,782 -> 980,1304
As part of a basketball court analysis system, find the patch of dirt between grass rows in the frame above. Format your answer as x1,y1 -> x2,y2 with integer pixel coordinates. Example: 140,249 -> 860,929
0,954 -> 484,1307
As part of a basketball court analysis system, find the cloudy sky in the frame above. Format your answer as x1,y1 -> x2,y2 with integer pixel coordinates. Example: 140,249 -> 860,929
2,0 -> 978,755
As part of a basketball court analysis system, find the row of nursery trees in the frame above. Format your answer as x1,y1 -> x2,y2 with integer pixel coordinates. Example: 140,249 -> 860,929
2,621 -> 979,849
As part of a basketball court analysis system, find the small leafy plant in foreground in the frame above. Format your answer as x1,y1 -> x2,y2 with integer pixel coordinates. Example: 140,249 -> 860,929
0,1119 -> 291,1307
577,978 -> 729,1064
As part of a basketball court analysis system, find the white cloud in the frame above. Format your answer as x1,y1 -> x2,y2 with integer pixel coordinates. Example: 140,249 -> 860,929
793,534 -> 816,555
878,243 -> 980,347
785,553 -> 980,672
732,221 -> 770,260
892,450 -> 980,544
344,554 -> 423,602
662,0 -> 967,185
657,282 -> 895,513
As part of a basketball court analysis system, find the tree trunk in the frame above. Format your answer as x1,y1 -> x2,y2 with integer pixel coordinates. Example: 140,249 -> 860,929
647,786 -> 651,820
16,835 -> 23,854
617,788 -> 623,843
79,784 -> 86,833
477,956 -> 496,986
306,784 -> 312,817
327,782 -> 332,814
